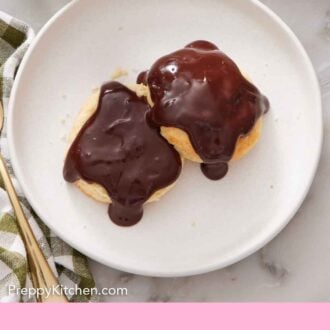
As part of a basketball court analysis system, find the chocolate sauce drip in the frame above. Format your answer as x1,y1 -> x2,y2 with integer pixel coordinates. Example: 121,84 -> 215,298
142,40 -> 269,180
201,163 -> 228,181
64,82 -> 181,226
137,71 -> 148,85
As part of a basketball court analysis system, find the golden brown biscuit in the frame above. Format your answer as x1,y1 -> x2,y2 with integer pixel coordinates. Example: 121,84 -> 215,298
160,118 -> 262,163
67,87 -> 180,205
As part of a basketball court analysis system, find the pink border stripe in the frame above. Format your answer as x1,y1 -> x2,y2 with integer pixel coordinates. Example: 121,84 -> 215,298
1,303 -> 330,329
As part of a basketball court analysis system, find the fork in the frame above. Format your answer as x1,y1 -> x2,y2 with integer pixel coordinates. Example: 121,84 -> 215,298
0,101 -> 68,303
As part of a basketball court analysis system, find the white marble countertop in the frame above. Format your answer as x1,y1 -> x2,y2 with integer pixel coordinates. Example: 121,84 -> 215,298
1,0 -> 329,301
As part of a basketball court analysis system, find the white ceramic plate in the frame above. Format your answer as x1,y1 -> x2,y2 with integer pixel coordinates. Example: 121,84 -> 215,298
8,0 -> 322,276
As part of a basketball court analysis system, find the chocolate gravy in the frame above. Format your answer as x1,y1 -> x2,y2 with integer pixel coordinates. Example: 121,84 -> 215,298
64,82 -> 182,226
139,40 -> 269,180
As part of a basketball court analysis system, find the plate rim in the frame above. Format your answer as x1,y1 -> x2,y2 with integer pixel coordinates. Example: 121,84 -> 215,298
7,0 -> 323,277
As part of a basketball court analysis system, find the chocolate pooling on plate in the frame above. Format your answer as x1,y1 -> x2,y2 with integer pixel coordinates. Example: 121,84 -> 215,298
64,81 -> 182,226
138,40 -> 269,180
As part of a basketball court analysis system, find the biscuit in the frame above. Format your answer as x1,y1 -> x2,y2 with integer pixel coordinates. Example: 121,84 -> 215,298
67,88 -> 179,204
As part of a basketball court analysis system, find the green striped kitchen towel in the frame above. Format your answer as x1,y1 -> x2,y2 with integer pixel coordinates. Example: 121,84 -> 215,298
0,11 -> 97,303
